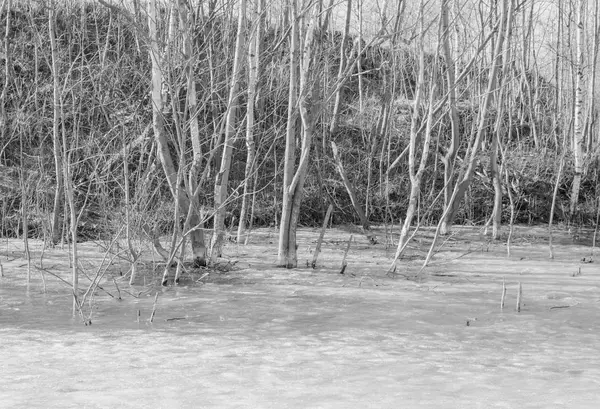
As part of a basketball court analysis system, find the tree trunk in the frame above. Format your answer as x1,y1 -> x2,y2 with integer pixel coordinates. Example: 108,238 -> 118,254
440,0 -> 460,214
278,0 -> 300,267
210,0 -> 247,261
390,0 -> 436,263
237,0 -> 264,244
49,4 -> 64,245
440,0 -> 509,235
329,0 -> 352,135
570,0 -> 585,218
177,0 -> 207,266
278,0 -> 318,268
331,141 -> 376,243
490,0 -> 515,240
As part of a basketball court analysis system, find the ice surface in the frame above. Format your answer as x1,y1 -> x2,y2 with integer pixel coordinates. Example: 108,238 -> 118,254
1,226 -> 599,408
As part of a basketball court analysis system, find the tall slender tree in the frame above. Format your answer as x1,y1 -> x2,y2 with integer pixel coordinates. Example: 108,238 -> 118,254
237,0 -> 265,244
439,0 -> 509,235
211,0 -> 247,261
278,0 -> 320,268
570,0 -> 585,219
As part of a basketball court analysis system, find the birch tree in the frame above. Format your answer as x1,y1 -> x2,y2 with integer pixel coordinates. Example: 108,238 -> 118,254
570,0 -> 585,219
439,0 -> 509,235
278,0 -> 320,268
237,0 -> 265,244
440,0 -> 460,213
389,0 -> 437,264
489,0 -> 514,240
329,0 -> 352,136
178,0 -> 208,266
210,0 -> 247,261
49,2 -> 64,245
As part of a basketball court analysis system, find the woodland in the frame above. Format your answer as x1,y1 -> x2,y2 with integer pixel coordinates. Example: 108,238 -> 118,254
1,0 -> 599,294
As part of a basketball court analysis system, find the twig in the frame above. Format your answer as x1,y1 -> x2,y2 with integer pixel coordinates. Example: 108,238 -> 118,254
196,272 -> 209,282
516,282 -> 522,312
358,275 -> 381,287
34,265 -> 72,286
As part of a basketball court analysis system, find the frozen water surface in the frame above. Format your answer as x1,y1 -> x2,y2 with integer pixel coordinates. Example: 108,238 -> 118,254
1,227 -> 600,408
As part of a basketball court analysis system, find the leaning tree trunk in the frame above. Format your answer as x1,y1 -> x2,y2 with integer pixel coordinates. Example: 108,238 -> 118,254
390,0 -> 436,264
331,141 -> 376,243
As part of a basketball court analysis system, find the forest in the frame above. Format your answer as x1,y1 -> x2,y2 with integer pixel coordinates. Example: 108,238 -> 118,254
3,2 -> 600,405
1,0 -> 599,279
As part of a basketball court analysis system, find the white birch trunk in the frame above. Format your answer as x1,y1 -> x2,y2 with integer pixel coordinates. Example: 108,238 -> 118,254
278,0 -> 319,268
570,0 -> 585,218
237,0 -> 264,244
210,0 -> 247,261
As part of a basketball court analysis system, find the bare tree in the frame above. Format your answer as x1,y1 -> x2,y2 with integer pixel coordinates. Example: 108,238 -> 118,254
389,0 -> 437,265
489,0 -> 515,240
278,0 -> 319,268
49,1 -> 64,245
439,0 -> 509,235
440,0 -> 460,215
237,0 -> 265,244
210,0 -> 247,261
570,0 -> 585,219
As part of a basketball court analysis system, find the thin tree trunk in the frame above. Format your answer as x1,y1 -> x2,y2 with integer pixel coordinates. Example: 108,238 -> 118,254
440,0 -> 460,216
329,0 -> 352,135
49,3 -> 64,245
331,141 -> 376,243
440,0 -> 509,234
237,0 -> 264,244
570,0 -> 585,219
586,0 -> 599,152
278,0 -> 300,267
490,0 -> 515,240
210,0 -> 247,261
278,0 -> 319,268
0,0 -> 11,144
390,0 -> 436,264
178,0 -> 206,265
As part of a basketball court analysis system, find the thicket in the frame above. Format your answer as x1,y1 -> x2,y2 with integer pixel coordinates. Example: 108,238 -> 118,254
0,1 -> 598,242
